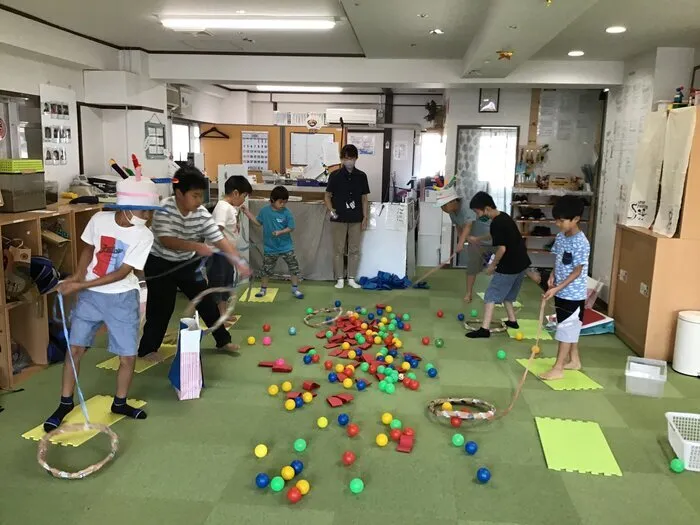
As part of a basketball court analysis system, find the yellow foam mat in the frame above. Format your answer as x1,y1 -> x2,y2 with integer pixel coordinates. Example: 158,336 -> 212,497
22,395 -> 147,447
516,357 -> 603,391
477,293 -> 522,308
239,288 -> 278,303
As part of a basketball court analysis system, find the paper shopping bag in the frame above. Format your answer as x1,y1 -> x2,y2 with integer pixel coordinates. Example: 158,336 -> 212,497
168,314 -> 205,400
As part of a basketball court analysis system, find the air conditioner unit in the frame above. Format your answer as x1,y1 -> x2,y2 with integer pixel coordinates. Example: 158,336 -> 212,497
326,108 -> 377,126
166,86 -> 181,111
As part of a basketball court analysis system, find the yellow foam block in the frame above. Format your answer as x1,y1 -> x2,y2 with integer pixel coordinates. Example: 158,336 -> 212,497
96,345 -> 178,374
239,288 -> 278,303
22,395 -> 147,447
477,293 -> 522,308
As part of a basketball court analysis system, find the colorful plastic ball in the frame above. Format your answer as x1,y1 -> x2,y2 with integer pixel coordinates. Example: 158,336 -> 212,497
293,438 -> 307,453
437,310 -> 444,318
254,444 -> 268,458
385,355 -> 394,365
347,423 -> 360,437
422,336 -> 430,345
470,309 -> 478,318
335,300 -> 342,307
326,330 -> 333,339
427,367 -> 438,378
263,324 -> 271,332
342,378 -> 354,389
390,428 -> 402,442
389,419 -> 403,430
357,336 -> 366,345
670,458 -> 685,473
441,402 -> 453,411
302,392 -> 313,404
341,342 -> 350,351
397,321 -> 405,330
403,322 -> 412,331
410,380 -> 420,390
457,313 -> 465,321
404,427 -> 415,437
355,306 -> 363,313
317,416 -> 329,429
360,362 -> 369,372
342,450 -> 356,466
409,359 -> 419,369
385,383 -> 396,394
328,372 -> 338,383
309,349 -> 318,356
305,307 -> 314,315
345,365 -> 355,376
290,460 -> 304,475
334,363 -> 345,373
256,472 -> 270,488
435,338 -> 445,348
377,308 -> 384,315
303,354 -> 312,365
349,478 -> 365,494
284,399 -> 296,411
270,476 -> 285,492
378,380 -> 387,392
401,362 -> 411,371
281,466 -> 295,481
402,313 -> 410,321
372,336 -> 380,345
394,340 -> 403,349
326,316 -> 333,322
338,413 -> 350,426
294,397 -> 304,408
381,412 -> 393,425
452,433 -> 465,447
311,354 -> 320,364
369,364 -> 378,374
360,308 -> 368,315
247,336 -> 256,345
268,384 -> 280,396
377,365 -> 386,374
356,349 -> 363,357
296,479 -> 311,495
347,349 -> 357,359
425,362 -> 434,371
322,359 -> 332,370
263,336 -> 272,346
515,332 -> 524,341
287,486 -> 303,504
465,441 -> 478,455
450,416 -> 462,428
407,372 -> 417,380
282,381 -> 292,392
367,313 -> 375,320
389,313 -> 396,320
531,345 -> 541,355
356,380 -> 367,391
288,327 -> 297,336
477,467 -> 491,484
496,349 -> 507,360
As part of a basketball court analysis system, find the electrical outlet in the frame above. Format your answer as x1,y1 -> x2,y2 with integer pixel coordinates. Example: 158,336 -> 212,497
640,282 -> 649,297
619,269 -> 628,282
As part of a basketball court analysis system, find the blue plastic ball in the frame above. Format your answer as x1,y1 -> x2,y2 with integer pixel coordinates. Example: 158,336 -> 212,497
356,380 -> 367,391
328,372 -> 338,383
410,360 -> 419,369
397,321 -> 405,329
427,367 -> 438,378
355,349 -> 363,357
303,354 -> 312,365
355,306 -> 363,313
367,313 -> 375,320
376,355 -> 385,362
388,349 -> 398,358
326,316 -> 332,322
335,300 -> 342,307
465,441 -> 478,455
477,467 -> 491,484
295,397 -> 304,408
457,313 -> 465,321
291,460 -> 304,475
255,473 -> 270,488
338,413 -> 350,426
377,308 -> 384,316
288,326 -> 297,336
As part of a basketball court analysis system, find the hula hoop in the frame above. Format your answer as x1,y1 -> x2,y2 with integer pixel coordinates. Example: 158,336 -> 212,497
182,287 -> 238,335
37,423 -> 119,479
427,397 -> 497,423
464,319 -> 508,333
303,307 -> 343,328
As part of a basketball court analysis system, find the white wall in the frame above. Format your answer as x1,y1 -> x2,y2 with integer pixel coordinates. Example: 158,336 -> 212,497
80,106 -> 106,175
653,48 -> 696,103
0,50 -> 84,99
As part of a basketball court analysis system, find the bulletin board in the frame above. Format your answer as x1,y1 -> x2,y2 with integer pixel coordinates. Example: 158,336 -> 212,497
290,132 -> 335,166
284,126 -> 343,170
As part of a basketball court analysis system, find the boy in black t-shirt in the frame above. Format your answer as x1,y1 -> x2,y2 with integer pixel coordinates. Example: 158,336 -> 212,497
466,192 -> 531,339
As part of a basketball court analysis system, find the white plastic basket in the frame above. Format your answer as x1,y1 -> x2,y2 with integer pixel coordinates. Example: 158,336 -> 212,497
665,412 -> 700,472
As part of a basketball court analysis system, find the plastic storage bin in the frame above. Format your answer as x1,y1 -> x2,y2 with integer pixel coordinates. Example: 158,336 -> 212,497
665,412 -> 700,472
673,311 -> 700,377
625,356 -> 667,397
0,172 -> 47,212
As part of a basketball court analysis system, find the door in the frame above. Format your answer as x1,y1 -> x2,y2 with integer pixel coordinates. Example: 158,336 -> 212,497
347,130 -> 384,202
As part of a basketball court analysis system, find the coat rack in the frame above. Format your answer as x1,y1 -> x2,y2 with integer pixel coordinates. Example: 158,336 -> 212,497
199,127 -> 230,139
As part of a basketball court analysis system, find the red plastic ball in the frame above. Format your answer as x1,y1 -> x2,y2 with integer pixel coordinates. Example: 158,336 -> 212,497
384,336 -> 393,345
403,323 -> 411,331
421,337 -> 430,346
344,367 -> 354,377
287,487 -> 302,504
450,416 -> 462,428
390,428 -> 402,442
311,354 -> 320,363
324,360 -> 333,370
403,427 -> 415,437
347,423 -> 360,437
409,380 -> 420,391
369,365 -> 377,374
263,324 -> 271,332
402,377 -> 412,387
342,450 -> 356,466
437,310 -> 444,318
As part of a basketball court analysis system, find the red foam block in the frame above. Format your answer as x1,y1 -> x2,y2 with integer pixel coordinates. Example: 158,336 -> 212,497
258,361 -> 274,368
396,435 -> 414,453
326,396 -> 343,408
335,393 -> 354,403
286,391 -> 302,399
302,381 -> 320,391
297,346 -> 315,354
316,331 -> 327,339
272,365 -> 293,373
324,342 -> 342,349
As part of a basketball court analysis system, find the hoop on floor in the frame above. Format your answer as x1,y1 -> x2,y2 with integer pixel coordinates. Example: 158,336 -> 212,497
182,287 -> 238,334
463,319 -> 508,333
427,397 -> 498,423
38,423 -> 119,479
303,307 -> 343,328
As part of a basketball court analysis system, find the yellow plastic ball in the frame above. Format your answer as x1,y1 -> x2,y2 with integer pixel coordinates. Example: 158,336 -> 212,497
386,306 -> 393,313
296,479 -> 311,495
378,323 -> 385,329
515,332 -> 524,341
348,350 -> 357,360
302,392 -> 313,403
317,416 -> 329,429
281,466 -> 295,481
381,317 -> 389,324
335,363 -> 345,373
401,362 -> 410,371
281,381 -> 293,392
341,342 -> 350,350
381,412 -> 393,425
531,345 -> 541,355
385,355 -> 394,364
254,444 -> 268,458
374,336 -> 382,345
441,401 -> 453,411
376,433 -> 389,447
375,352 -> 383,358
365,329 -> 373,337
394,339 -> 403,349
343,378 -> 353,389
284,399 -> 296,411
268,384 -> 280,396
346,364 -> 355,372
247,336 -> 256,345
361,323 -> 368,330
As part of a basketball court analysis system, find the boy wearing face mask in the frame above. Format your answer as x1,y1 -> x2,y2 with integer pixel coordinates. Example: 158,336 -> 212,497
325,144 -> 370,289
43,178 -> 160,432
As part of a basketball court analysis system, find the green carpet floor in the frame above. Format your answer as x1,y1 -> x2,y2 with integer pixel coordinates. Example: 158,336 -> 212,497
1,270 -> 699,525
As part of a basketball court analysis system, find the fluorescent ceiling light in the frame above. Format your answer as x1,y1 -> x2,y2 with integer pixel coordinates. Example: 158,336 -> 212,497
606,25 -> 627,34
257,85 -> 344,93
568,50 -> 585,57
430,28 -> 445,35
161,17 -> 336,31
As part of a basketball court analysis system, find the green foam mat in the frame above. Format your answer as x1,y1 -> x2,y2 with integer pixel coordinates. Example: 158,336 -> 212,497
516,357 -> 603,391
535,417 -> 622,476
506,319 -> 552,340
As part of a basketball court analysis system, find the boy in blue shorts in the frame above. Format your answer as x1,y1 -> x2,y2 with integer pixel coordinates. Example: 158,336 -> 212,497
241,185 -> 304,299
540,196 -> 590,380
466,191 -> 531,339
43,178 -> 160,431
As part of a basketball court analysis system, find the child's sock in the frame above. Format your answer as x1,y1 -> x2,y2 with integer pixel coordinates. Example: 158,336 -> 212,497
43,395 -> 74,432
255,287 -> 267,298
291,285 -> 304,299
111,396 -> 147,420
466,327 -> 490,339
504,320 -> 519,329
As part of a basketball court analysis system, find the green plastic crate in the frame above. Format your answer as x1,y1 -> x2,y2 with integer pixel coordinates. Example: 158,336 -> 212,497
0,159 -> 44,173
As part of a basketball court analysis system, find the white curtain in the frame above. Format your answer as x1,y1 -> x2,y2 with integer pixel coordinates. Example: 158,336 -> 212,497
476,128 -> 518,211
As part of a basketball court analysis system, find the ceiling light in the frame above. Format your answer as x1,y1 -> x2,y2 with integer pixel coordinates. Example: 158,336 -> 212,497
568,50 -> 585,57
430,28 -> 445,35
256,85 -> 344,93
417,13 -> 429,18
235,10 -> 246,14
161,17 -> 336,31
605,26 -> 626,34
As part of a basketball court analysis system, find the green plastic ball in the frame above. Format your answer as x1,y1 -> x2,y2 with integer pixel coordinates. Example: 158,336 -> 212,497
670,458 -> 685,473
380,347 -> 389,356
389,323 -> 397,331
378,380 -> 387,392
385,375 -> 395,384
360,362 -> 370,372
470,309 -> 478,318
496,349 -> 507,360
389,419 -> 402,430
389,313 -> 397,320
452,433 -> 465,447
308,349 -> 317,356
377,365 -> 386,374
270,476 -> 285,492
357,336 -> 366,344
407,372 -> 417,380
349,477 -> 365,494
435,338 -> 445,348
402,313 -> 410,321
293,438 -> 307,453
425,363 -> 435,371
326,331 -> 333,339
305,307 -> 314,315
355,333 -> 362,341
360,308 -> 368,315
385,383 -> 396,394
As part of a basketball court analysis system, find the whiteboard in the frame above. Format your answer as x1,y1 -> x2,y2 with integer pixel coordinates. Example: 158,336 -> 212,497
290,132 -> 334,166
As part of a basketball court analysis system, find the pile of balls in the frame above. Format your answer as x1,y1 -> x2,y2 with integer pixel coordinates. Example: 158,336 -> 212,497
267,381 -> 316,411
449,429 -> 491,483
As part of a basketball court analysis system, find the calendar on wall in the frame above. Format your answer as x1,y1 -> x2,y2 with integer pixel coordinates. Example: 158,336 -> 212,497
242,131 -> 269,171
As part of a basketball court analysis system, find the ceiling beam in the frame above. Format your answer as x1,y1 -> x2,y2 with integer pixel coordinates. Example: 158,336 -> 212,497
461,0 -> 601,79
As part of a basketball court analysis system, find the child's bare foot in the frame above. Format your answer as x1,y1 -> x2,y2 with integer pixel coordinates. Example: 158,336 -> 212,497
539,368 -> 565,380
142,351 -> 165,363
564,360 -> 582,371
464,293 -> 472,303
527,270 -> 541,284
221,343 -> 240,353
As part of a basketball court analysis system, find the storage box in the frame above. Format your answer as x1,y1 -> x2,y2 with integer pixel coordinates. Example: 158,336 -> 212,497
625,356 -> 667,397
666,412 -> 700,472
0,172 -> 47,212
0,159 -> 44,172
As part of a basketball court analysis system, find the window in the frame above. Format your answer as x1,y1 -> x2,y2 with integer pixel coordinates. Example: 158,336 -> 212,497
171,122 -> 201,161
418,132 -> 446,179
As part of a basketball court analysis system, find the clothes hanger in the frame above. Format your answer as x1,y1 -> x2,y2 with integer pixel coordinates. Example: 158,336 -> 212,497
199,127 -> 230,139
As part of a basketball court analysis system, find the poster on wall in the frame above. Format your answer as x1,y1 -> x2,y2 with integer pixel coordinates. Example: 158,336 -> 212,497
145,120 -> 167,159
393,141 -> 408,161
348,134 -> 375,155
242,131 -> 269,171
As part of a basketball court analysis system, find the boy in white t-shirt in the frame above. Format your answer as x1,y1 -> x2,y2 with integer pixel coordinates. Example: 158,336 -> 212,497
43,178 -> 161,432
208,175 -> 253,316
